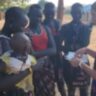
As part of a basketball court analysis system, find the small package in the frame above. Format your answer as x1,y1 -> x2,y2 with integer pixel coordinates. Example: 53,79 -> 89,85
65,51 -> 88,63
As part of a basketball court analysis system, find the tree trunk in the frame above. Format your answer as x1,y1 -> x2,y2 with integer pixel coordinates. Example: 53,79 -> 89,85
57,0 -> 64,24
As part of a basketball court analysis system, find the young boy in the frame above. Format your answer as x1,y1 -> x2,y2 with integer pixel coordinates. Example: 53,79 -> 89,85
0,33 -> 37,95
60,3 -> 92,96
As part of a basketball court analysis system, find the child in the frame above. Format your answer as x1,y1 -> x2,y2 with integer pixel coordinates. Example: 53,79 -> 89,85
0,33 -> 37,95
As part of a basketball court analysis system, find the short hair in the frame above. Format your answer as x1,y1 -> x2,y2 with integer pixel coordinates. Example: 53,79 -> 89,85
44,2 -> 55,10
5,7 -> 28,28
28,4 -> 41,17
71,3 -> 83,11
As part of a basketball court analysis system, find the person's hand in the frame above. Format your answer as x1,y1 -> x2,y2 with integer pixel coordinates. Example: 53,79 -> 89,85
70,57 -> 80,67
75,47 -> 87,58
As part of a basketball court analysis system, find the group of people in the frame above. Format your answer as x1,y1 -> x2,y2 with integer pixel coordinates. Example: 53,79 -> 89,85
0,1 -> 96,96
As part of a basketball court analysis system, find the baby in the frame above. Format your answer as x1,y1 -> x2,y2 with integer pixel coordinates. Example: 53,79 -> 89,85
0,33 -> 36,95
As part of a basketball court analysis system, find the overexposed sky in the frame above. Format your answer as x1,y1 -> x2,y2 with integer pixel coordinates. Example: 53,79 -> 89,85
30,0 -> 96,7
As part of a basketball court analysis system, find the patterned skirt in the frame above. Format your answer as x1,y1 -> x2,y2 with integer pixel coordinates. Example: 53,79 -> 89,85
33,57 -> 55,96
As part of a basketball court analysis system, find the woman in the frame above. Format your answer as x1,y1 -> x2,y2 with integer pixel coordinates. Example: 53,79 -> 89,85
27,4 -> 56,96
0,7 -> 31,96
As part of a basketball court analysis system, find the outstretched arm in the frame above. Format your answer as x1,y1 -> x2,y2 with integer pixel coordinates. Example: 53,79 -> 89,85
75,47 -> 96,58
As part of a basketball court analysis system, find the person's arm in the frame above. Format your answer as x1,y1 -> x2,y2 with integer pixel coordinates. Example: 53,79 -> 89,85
0,60 -> 30,91
80,64 -> 96,80
75,47 -> 96,58
32,27 -> 56,57
86,48 -> 96,58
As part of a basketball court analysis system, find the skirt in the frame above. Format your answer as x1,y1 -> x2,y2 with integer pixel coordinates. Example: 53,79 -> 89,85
33,57 -> 55,96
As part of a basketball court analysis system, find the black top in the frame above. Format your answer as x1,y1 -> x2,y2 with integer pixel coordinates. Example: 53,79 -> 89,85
60,21 -> 92,86
60,21 -> 92,54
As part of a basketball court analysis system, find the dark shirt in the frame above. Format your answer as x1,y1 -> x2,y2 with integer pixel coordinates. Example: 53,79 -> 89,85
60,21 -> 92,86
60,21 -> 92,54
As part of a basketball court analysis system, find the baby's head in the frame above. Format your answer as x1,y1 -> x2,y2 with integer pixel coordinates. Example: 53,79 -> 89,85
10,32 -> 31,55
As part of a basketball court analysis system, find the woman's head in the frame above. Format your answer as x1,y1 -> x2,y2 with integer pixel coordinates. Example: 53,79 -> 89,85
10,33 -> 31,55
71,3 -> 83,22
28,4 -> 42,25
91,2 -> 96,25
44,2 -> 55,19
2,7 -> 29,36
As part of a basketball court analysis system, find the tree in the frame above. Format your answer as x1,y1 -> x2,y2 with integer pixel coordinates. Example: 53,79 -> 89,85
57,0 -> 64,24
14,0 -> 29,7
0,0 -> 29,10
0,0 -> 12,9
